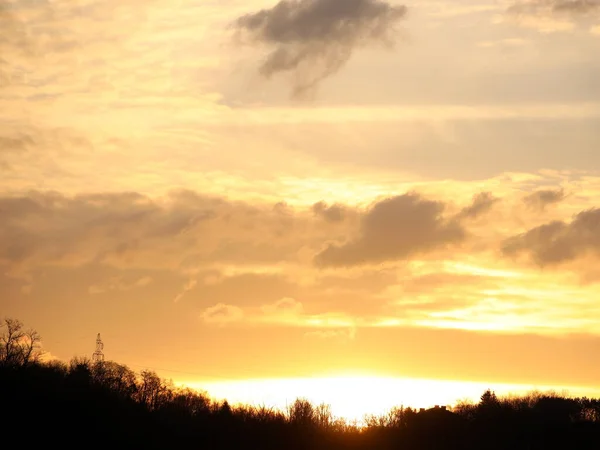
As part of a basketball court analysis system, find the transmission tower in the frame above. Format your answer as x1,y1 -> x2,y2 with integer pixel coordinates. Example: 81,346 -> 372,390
92,333 -> 105,363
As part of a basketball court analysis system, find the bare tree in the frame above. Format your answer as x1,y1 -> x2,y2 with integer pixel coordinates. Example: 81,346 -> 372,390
288,398 -> 315,427
0,318 -> 44,367
136,370 -> 171,410
314,403 -> 334,429
92,361 -> 138,399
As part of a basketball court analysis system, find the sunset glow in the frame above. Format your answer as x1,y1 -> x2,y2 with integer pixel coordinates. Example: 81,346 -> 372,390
180,375 -> 600,423
2,0 -> 600,420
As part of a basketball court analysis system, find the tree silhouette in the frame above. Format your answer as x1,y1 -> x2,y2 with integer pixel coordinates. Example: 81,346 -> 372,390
0,317 -> 43,366
2,318 -> 600,450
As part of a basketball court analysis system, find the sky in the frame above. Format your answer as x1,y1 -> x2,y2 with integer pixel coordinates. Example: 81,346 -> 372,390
1,0 -> 600,417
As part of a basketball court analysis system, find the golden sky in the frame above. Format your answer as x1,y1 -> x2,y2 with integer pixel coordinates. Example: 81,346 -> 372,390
2,0 -> 600,413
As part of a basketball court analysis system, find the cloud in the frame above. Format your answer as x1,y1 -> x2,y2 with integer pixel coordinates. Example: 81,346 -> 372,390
233,0 -> 407,97
0,1 -> 30,57
0,134 -> 34,153
261,297 -> 304,316
173,278 -> 198,303
0,186 -> 585,285
89,275 -> 153,295
312,201 -> 346,222
551,0 -> 600,14
509,0 -> 600,16
304,327 -> 356,340
523,188 -> 566,211
458,192 -> 499,220
400,272 -> 499,296
502,208 -> 600,265
506,0 -> 600,32
201,303 -> 244,325
183,267 -> 402,321
0,190 -> 321,275
477,38 -> 530,48
39,351 -> 61,363
315,193 -> 466,267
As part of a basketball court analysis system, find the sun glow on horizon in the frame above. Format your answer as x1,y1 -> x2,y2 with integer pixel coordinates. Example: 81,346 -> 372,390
177,375 -> 600,423
4,0 -> 600,433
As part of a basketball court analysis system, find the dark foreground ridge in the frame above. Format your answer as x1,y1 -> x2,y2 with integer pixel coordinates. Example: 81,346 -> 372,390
2,358 -> 600,450
2,319 -> 600,449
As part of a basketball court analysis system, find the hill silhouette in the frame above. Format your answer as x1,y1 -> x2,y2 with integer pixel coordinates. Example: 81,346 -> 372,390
2,319 -> 600,449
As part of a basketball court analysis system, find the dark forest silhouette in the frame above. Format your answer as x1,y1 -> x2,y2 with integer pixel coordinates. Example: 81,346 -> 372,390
2,318 -> 600,449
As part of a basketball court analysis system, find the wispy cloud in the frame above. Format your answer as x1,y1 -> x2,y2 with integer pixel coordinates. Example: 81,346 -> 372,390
233,0 -> 407,97
173,278 -> 198,303
201,303 -> 244,325
89,275 -> 152,295
458,192 -> 500,220
506,0 -> 600,33
261,297 -> 304,316
304,327 -> 356,341
509,0 -> 600,16
523,188 -> 566,211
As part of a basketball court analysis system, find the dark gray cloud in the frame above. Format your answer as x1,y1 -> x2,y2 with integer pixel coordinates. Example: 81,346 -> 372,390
314,193 -> 466,267
457,192 -> 499,220
523,188 -> 566,211
502,208 -> 600,265
233,0 -> 407,97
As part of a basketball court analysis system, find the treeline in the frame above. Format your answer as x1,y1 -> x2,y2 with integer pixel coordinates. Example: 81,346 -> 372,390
2,322 -> 600,449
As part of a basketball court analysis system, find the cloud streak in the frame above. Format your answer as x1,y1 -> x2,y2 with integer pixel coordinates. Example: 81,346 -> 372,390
506,0 -> 600,33
523,188 -> 566,211
233,0 -> 407,97
201,303 -> 245,325
509,0 -> 600,16
261,297 -> 304,316
89,275 -> 152,295
458,192 -> 499,220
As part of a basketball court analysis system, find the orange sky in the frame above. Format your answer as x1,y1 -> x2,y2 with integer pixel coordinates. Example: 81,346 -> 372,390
1,0 -> 600,413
